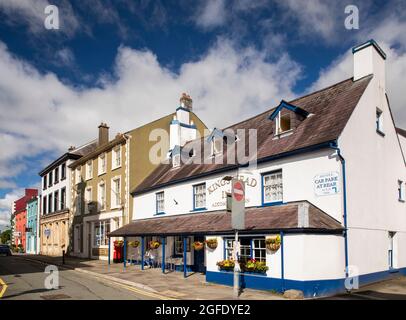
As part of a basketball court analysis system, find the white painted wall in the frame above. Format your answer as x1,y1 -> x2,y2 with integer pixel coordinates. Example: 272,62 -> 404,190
133,149 -> 342,222
40,158 -> 74,215
339,44 -> 406,276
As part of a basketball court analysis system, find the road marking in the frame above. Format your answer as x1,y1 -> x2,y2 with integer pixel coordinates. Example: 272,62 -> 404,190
0,277 -> 8,298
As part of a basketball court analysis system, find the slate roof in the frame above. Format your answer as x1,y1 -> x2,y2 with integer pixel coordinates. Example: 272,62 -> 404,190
108,201 -> 343,237
39,140 -> 98,176
132,76 -> 372,195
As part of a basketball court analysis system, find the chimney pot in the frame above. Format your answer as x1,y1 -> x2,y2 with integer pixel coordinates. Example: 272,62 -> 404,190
180,93 -> 193,110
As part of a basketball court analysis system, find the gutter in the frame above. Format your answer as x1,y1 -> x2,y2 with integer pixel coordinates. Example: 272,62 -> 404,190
329,141 -> 349,279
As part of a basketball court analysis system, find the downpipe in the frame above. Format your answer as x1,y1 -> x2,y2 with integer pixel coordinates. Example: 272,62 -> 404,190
329,142 -> 349,280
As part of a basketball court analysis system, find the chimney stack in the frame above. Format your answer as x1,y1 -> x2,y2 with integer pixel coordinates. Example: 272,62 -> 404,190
98,122 -> 109,146
353,40 -> 386,91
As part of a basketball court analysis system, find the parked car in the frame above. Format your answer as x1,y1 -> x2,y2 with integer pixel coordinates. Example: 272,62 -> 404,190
0,244 -> 12,256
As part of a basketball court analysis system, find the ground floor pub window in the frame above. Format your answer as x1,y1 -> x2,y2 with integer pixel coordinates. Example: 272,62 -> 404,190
225,238 -> 251,262
252,238 -> 266,262
94,220 -> 110,246
174,236 -> 191,256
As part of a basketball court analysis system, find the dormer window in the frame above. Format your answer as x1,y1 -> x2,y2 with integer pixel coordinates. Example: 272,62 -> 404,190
275,112 -> 291,135
269,100 -> 309,137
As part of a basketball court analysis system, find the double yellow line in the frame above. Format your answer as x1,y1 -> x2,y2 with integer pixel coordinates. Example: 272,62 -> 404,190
0,277 -> 7,298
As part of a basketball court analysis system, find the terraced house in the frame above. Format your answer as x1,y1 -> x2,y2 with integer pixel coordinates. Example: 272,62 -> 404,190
39,141 -> 97,256
69,95 -> 206,260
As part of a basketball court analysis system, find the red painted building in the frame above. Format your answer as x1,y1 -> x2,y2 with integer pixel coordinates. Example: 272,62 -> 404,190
13,189 -> 38,249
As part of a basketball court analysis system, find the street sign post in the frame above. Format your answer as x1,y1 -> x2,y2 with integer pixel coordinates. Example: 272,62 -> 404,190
231,178 -> 246,298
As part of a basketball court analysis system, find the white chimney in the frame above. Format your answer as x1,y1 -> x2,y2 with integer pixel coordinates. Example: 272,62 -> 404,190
353,40 -> 386,91
169,93 -> 197,151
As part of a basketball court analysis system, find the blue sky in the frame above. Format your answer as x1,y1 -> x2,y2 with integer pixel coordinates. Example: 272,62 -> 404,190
0,0 -> 406,229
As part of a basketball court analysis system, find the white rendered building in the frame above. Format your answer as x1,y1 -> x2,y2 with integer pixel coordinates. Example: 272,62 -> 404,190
111,40 -> 406,297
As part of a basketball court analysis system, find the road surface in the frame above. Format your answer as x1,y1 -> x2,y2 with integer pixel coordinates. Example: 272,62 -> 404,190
0,255 -> 159,300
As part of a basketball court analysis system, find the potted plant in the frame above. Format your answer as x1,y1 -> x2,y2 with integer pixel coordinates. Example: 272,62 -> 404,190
205,238 -> 218,250
149,240 -> 160,250
216,259 -> 235,271
266,235 -> 281,252
128,240 -> 140,248
192,241 -> 204,251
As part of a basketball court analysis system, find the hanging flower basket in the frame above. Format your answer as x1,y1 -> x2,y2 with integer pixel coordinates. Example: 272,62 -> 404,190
266,235 -> 281,252
192,241 -> 204,251
114,240 -> 124,247
205,238 -> 218,250
128,240 -> 140,248
149,240 -> 161,250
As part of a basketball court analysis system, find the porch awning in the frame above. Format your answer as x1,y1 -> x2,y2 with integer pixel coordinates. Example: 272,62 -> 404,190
108,201 -> 343,237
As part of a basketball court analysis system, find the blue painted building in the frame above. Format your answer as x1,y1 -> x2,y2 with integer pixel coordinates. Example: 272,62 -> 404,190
26,196 -> 39,254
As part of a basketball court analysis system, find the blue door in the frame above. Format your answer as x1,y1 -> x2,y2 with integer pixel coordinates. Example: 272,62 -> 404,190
193,236 -> 205,273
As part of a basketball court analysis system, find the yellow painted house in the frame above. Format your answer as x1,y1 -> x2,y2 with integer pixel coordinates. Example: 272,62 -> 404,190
69,94 -> 207,259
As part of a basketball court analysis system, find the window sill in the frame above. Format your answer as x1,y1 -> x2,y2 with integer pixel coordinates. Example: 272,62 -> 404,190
112,165 -> 122,171
154,212 -> 166,216
399,199 -> 405,203
376,129 -> 385,137
190,208 -> 207,212
261,201 -> 283,207
98,172 -> 106,177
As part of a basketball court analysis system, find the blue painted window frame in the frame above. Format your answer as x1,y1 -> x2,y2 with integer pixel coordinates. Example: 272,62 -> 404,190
223,237 -> 265,261
155,191 -> 165,215
192,183 -> 207,212
261,170 -> 283,206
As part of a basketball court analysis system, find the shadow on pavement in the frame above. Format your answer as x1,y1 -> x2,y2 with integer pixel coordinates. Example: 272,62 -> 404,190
328,290 -> 406,300
3,287 -> 65,300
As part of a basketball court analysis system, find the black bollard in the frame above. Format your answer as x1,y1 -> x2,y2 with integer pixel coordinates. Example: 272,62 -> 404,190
62,250 -> 65,265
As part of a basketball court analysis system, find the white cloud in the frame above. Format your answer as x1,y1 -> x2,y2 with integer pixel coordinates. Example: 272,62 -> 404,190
195,0 -> 228,29
0,38 -> 301,194
0,188 -> 23,228
308,15 -> 406,128
277,0 -> 341,43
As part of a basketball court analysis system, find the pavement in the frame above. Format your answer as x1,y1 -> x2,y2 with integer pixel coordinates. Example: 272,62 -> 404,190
2,254 -> 284,300
3,254 -> 406,300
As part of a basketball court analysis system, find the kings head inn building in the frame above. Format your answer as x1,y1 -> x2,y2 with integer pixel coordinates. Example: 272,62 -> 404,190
26,40 -> 406,298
